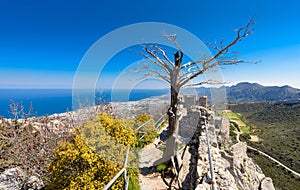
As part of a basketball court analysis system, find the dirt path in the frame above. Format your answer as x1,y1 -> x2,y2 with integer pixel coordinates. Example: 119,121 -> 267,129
138,123 -> 170,190
231,119 -> 300,178
247,145 -> 300,178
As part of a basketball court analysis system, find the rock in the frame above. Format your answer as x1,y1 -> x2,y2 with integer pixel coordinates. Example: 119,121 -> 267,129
52,119 -> 60,125
230,142 -> 248,159
260,177 -> 275,190
178,108 -> 201,142
0,167 -> 25,190
257,173 -> 265,181
0,168 -> 44,190
33,122 -> 42,126
32,125 -> 42,134
52,114 -> 59,118
58,113 -> 66,117
22,175 -> 44,190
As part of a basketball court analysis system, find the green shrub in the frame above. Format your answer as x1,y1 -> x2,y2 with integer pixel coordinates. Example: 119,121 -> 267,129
156,163 -> 167,172
127,168 -> 141,190
138,131 -> 158,148
135,114 -> 158,148
240,133 -> 251,142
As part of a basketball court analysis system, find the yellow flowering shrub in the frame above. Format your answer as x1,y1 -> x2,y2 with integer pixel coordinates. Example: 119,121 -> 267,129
79,119 -> 137,167
46,113 -> 158,190
136,113 -> 152,123
98,113 -> 138,147
46,130 -> 123,190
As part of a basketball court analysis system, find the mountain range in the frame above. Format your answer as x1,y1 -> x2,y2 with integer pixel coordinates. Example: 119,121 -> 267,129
195,82 -> 300,103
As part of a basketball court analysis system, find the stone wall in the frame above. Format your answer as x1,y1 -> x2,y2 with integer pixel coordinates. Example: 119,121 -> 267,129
176,94 -> 275,189
179,108 -> 200,142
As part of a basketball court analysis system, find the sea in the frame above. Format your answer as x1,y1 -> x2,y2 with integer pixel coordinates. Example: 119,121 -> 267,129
0,89 -> 169,118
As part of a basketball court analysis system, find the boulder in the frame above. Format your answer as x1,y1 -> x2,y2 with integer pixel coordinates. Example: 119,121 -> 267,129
260,177 -> 275,190
0,167 -> 24,190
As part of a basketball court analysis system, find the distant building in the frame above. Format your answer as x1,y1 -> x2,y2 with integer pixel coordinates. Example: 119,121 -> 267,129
179,95 -> 209,109
183,95 -> 196,108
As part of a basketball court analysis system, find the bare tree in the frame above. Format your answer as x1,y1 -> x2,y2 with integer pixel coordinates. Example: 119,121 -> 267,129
137,18 -> 255,162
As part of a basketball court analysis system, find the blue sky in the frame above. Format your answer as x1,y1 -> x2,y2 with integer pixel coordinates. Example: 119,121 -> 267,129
0,0 -> 300,89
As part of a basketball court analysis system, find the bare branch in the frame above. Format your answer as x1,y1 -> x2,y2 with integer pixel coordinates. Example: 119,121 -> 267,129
206,41 -> 221,51
142,66 -> 171,83
145,46 -> 172,73
180,18 -> 255,86
183,79 -> 225,87
135,49 -> 171,74
181,17 -> 254,70
153,45 -> 175,67
179,69 -> 201,83
162,32 -> 182,52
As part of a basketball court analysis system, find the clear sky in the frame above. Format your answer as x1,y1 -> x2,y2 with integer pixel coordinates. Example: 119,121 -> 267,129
0,0 -> 300,89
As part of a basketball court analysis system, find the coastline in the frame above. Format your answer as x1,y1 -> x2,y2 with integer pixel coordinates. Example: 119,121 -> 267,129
0,89 -> 169,118
0,94 -> 170,134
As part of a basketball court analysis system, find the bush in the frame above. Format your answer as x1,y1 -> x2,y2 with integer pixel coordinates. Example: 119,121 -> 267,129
46,113 -> 160,189
0,114 -> 73,188
240,133 -> 251,142
46,130 -> 124,190
156,163 -> 167,172
127,168 -> 141,190
136,114 -> 152,122
99,113 -> 138,147
135,114 -> 158,148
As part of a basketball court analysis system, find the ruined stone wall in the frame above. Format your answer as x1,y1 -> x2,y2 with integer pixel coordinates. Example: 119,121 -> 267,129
179,108 -> 200,141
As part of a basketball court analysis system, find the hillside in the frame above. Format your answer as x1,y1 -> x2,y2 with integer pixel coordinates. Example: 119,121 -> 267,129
226,83 -> 300,102
195,82 -> 300,103
228,101 -> 300,189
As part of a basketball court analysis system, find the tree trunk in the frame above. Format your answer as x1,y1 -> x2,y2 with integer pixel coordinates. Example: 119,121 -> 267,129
168,84 -> 179,137
154,71 -> 180,166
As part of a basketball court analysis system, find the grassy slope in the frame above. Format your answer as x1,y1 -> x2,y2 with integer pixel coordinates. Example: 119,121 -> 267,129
228,101 -> 300,189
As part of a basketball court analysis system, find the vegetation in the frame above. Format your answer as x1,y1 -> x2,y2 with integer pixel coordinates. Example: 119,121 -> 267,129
223,110 -> 251,134
229,124 -> 238,144
47,112 -> 158,190
248,149 -> 300,190
156,163 -> 167,172
46,130 -> 124,190
99,113 -> 137,147
225,82 -> 300,103
0,107 -> 73,187
135,114 -> 158,148
136,113 -> 152,123
229,101 -> 300,189
1,101 -> 159,190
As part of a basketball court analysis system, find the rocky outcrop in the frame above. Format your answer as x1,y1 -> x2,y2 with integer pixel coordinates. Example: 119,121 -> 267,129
1,96 -> 276,190
226,142 -> 275,190
0,167 -> 44,190
0,167 -> 24,190
181,140 -> 275,190
192,136 -> 275,190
